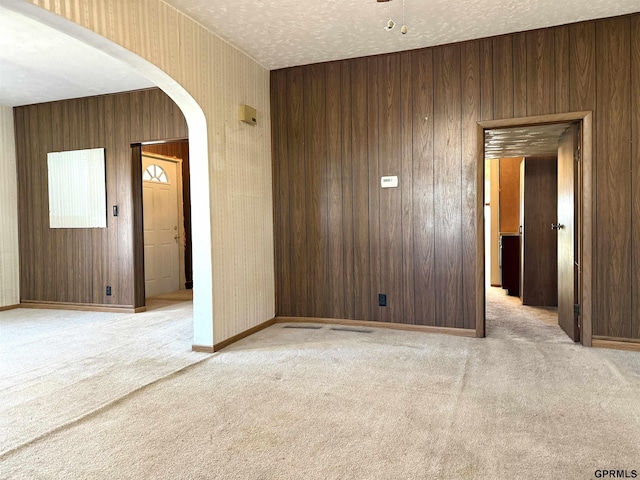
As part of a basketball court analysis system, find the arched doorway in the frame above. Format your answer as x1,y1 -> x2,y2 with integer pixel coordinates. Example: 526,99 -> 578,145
6,0 -> 215,349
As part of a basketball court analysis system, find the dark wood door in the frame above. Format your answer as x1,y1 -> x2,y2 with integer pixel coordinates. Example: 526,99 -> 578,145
520,157 -> 558,306
557,124 -> 579,341
500,234 -> 520,296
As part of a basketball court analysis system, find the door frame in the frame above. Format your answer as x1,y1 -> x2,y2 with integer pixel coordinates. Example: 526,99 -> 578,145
476,111 -> 593,346
141,152 -> 186,295
132,138 -> 190,308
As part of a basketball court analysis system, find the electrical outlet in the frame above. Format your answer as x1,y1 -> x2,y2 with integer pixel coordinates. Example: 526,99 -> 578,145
106,285 -> 112,296
378,293 -> 387,307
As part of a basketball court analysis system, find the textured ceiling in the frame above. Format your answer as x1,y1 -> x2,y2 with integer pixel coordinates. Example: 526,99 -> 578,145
0,6 -> 154,107
2,1 -> 639,108
484,123 -> 572,160
162,0 -> 640,69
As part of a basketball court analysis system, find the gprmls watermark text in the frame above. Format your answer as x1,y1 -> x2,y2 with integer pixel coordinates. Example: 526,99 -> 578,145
594,470 -> 638,479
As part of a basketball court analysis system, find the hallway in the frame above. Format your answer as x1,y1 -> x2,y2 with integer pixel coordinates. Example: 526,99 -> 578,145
485,286 -> 572,344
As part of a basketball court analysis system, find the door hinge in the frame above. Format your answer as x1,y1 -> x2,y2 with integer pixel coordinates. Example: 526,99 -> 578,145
574,304 -> 580,317
574,149 -> 581,162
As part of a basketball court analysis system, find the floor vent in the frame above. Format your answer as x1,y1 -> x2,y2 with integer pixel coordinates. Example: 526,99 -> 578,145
330,327 -> 373,334
282,325 -> 323,329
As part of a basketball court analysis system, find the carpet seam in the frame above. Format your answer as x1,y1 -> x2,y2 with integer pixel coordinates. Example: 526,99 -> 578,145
0,352 -> 215,460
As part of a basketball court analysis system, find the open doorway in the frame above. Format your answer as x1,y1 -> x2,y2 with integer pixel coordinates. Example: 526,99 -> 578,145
133,141 -> 193,301
6,0 -> 214,350
478,112 -> 593,346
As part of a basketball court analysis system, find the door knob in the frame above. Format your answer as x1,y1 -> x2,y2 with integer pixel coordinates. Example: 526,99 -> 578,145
551,224 -> 564,230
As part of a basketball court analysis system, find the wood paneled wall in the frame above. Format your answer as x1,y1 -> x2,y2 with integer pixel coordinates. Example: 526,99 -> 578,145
0,105 -> 19,308
272,49 -> 478,330
272,14 -> 640,340
14,88 -> 187,308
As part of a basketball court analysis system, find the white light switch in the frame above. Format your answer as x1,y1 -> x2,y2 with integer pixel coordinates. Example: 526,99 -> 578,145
381,176 -> 398,188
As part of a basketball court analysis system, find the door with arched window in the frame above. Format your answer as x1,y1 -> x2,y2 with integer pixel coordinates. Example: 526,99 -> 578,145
142,155 -> 181,297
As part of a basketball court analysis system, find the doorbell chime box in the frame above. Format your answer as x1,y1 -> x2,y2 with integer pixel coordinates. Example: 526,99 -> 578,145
239,104 -> 257,125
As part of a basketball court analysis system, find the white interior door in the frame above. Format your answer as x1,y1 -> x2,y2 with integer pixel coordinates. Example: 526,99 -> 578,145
142,157 -> 180,297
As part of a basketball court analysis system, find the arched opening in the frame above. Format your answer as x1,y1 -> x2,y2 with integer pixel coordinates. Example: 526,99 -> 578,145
6,1 -> 214,348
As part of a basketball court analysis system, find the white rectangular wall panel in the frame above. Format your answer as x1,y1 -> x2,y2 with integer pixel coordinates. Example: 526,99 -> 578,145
47,148 -> 107,228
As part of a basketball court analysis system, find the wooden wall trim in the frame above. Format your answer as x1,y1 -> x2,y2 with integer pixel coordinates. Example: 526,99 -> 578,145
131,144 -> 145,307
136,137 -> 188,146
0,304 -> 19,312
593,335 -> 640,343
191,345 -> 215,353
275,317 -> 477,338
193,314 -> 463,354
20,301 -> 145,313
476,124 -> 486,338
478,111 -> 593,130
200,319 -> 638,353
581,112 -> 594,347
207,318 -> 277,352
592,338 -> 640,352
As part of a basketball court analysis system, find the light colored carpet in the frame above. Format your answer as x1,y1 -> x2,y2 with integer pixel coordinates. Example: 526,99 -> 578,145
486,286 -> 567,343
1,290 -> 639,479
148,290 -> 193,302
0,295 -> 210,456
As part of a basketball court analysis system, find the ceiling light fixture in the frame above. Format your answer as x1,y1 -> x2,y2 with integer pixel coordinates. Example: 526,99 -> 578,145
379,0 -> 408,35
401,0 -> 408,34
383,0 -> 395,31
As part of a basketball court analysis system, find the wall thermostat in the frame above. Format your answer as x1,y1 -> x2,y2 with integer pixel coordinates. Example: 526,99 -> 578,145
381,176 -> 399,188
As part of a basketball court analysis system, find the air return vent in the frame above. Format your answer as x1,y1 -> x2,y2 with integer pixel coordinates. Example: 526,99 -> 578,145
330,327 -> 373,334
282,325 -> 322,330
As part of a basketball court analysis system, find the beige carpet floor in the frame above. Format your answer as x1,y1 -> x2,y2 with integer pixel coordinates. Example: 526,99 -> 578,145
1,288 -> 639,479
0,293 -> 210,456
485,286 -> 567,343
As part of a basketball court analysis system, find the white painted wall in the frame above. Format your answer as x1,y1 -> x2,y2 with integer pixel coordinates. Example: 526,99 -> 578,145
0,104 -> 19,307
